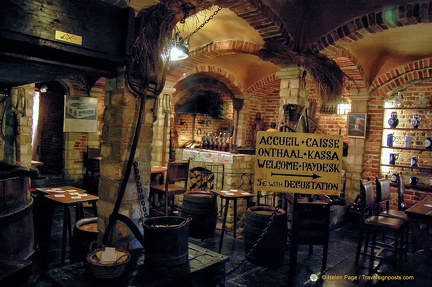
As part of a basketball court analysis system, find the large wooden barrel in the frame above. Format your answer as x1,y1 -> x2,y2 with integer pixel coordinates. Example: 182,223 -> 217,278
70,217 -> 99,263
0,176 -> 35,260
143,216 -> 190,266
244,206 -> 287,269
181,191 -> 216,239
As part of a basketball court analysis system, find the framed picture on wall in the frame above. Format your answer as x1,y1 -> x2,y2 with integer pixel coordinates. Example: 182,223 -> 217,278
347,112 -> 367,138
64,96 -> 98,132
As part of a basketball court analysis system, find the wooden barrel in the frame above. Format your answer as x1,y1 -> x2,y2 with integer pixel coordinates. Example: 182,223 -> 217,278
244,206 -> 287,268
0,176 -> 35,260
70,217 -> 99,263
181,191 -> 216,239
143,216 -> 190,266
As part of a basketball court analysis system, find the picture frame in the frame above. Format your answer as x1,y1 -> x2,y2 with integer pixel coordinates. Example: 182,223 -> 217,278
347,112 -> 367,138
64,95 -> 98,132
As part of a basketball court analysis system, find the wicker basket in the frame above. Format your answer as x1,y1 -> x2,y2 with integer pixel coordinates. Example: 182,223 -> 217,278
86,241 -> 130,279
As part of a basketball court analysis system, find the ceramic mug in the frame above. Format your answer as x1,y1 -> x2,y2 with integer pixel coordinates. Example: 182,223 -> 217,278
389,153 -> 398,165
387,134 -> 396,147
425,137 -> 432,150
410,176 -> 419,185
391,173 -> 398,183
404,136 -> 412,148
411,156 -> 419,167
412,114 -> 422,129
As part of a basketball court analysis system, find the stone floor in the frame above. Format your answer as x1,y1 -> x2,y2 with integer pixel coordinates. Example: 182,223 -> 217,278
5,175 -> 432,286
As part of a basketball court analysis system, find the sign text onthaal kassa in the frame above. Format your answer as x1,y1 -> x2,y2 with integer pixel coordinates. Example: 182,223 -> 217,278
254,132 -> 343,195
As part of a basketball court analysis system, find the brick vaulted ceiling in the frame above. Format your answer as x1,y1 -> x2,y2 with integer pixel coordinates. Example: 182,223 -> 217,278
87,1 -> 432,97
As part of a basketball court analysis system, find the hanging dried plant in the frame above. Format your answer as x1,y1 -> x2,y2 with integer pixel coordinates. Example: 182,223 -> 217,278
132,4 -> 177,77
259,40 -> 347,102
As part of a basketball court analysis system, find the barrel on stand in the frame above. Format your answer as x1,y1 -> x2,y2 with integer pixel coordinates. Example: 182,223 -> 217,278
181,191 -> 217,239
0,176 -> 34,260
244,206 -> 287,268
70,217 -> 99,263
143,216 -> 190,266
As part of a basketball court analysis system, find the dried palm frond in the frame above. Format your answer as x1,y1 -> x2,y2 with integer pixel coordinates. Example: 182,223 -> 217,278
259,40 -> 347,102
132,4 -> 177,76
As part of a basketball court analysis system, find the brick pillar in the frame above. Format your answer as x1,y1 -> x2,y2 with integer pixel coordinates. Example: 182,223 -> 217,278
276,65 -> 310,133
233,94 -> 247,148
345,89 -> 370,203
151,86 -> 175,166
16,84 -> 35,168
98,69 -> 153,249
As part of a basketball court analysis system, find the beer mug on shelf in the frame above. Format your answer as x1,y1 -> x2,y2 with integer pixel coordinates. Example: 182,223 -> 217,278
410,176 -> 419,185
404,136 -> 412,148
389,153 -> 398,165
388,112 -> 399,128
425,137 -> 432,150
412,114 -> 422,129
411,156 -> 419,167
387,134 -> 396,147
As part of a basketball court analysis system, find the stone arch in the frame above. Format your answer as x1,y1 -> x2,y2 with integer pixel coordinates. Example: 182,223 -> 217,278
370,57 -> 432,96
173,74 -> 235,106
309,3 -> 432,53
172,66 -> 244,99
166,39 -> 262,85
246,73 -> 280,97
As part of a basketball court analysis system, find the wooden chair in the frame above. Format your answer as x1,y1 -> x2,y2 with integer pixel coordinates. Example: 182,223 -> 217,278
85,147 -> 101,175
150,161 -> 190,216
375,177 -> 407,220
355,179 -> 407,274
288,196 -> 330,285
396,173 -> 413,211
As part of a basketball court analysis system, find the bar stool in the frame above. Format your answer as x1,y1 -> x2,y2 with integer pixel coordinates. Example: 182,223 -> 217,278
355,179 -> 407,274
211,189 -> 254,253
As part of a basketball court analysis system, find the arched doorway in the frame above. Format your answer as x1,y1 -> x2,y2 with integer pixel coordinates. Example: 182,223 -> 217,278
34,81 -> 65,175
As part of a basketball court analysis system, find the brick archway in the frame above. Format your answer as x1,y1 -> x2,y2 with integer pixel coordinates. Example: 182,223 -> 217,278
370,57 -> 432,96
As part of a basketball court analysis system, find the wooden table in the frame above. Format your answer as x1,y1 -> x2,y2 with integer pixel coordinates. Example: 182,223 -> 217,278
405,195 -> 432,262
36,186 -> 99,266
211,189 -> 254,253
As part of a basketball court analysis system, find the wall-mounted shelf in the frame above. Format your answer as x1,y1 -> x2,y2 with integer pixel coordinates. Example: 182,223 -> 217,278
381,164 -> 432,172
381,146 -> 432,152
383,128 -> 431,131
384,107 -> 431,110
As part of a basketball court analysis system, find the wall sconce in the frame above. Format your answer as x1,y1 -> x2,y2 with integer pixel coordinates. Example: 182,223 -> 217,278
169,33 -> 189,61
337,96 -> 351,115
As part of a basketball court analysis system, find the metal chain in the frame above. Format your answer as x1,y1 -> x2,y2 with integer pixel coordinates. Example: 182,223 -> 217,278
184,6 -> 222,41
226,192 -> 287,276
133,161 -> 149,224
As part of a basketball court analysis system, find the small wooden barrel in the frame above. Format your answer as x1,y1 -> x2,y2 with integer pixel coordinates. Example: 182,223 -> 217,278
181,191 -> 216,239
244,206 -> 287,268
0,176 -> 35,260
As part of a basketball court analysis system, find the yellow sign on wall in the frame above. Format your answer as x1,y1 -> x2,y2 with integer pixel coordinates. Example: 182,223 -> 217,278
254,132 -> 343,195
55,30 -> 83,45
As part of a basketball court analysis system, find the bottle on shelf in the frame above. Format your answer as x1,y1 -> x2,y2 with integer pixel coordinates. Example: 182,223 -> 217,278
201,132 -> 208,149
